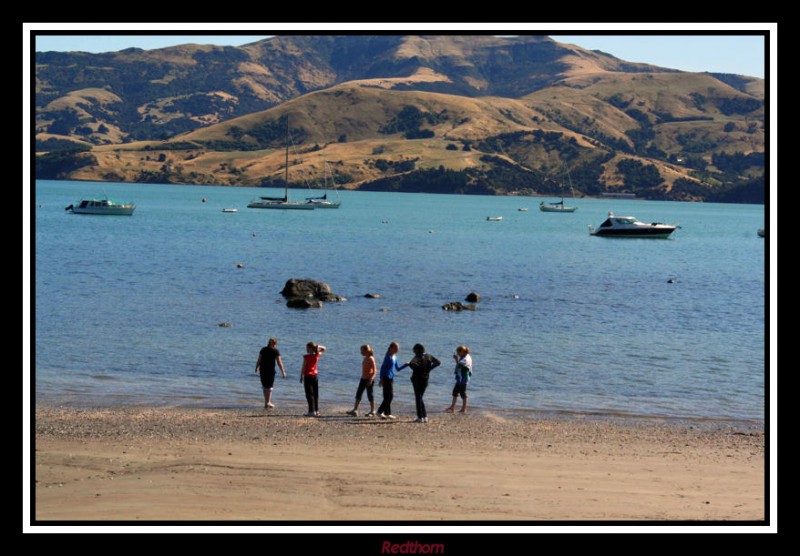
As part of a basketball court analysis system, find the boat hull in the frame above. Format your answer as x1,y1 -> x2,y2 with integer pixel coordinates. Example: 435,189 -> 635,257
591,227 -> 676,238
248,201 -> 315,210
70,206 -> 135,215
539,205 -> 577,213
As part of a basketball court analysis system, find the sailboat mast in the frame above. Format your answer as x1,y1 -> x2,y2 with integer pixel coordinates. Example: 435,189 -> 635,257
284,116 -> 290,201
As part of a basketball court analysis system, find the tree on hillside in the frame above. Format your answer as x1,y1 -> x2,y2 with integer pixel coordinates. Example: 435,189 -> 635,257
35,149 -> 97,179
616,159 -> 664,190
47,108 -> 82,136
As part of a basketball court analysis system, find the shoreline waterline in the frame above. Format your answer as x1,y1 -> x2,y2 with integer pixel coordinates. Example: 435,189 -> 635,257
33,399 -> 765,432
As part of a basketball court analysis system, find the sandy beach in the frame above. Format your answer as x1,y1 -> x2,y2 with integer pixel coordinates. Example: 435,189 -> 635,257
32,405 -> 765,522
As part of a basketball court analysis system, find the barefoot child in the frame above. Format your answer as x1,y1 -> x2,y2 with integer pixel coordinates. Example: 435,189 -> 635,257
300,342 -> 326,416
400,343 -> 441,423
377,342 -> 401,420
347,345 -> 377,417
255,337 -> 287,409
446,346 -> 472,414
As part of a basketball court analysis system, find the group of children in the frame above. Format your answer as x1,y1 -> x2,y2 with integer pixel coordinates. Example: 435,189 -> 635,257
254,339 -> 473,422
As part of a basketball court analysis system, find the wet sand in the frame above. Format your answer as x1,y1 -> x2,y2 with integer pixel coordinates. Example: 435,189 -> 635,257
33,405 -> 765,522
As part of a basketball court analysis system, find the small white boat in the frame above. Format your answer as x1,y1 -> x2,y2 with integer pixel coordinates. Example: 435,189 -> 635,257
65,198 -> 135,215
306,195 -> 341,209
305,163 -> 342,208
589,211 -> 679,238
222,208 -> 238,213
518,207 -> 528,212
486,216 -> 503,222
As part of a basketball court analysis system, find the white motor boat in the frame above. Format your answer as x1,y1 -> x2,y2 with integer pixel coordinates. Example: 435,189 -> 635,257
589,212 -> 679,238
66,198 -> 135,215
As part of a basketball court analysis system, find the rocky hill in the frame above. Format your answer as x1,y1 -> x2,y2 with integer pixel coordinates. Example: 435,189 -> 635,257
35,35 -> 765,202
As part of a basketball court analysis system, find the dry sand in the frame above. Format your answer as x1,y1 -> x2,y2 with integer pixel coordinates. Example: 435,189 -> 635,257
33,405 -> 765,522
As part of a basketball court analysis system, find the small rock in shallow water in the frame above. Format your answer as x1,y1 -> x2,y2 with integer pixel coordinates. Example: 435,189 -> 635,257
442,302 -> 476,311
286,298 -> 324,309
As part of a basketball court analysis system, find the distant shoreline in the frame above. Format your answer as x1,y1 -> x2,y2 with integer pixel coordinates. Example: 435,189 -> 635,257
33,178 -> 766,205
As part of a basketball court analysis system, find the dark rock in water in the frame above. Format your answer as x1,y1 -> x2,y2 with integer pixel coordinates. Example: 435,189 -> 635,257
442,302 -> 477,311
318,293 -> 348,302
281,278 -> 333,299
364,293 -> 383,299
217,322 -> 233,327
286,298 -> 324,309
465,291 -> 481,303
281,278 -> 346,303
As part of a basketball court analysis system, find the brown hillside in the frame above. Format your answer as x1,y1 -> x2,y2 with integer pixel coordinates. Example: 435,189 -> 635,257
176,83 -> 571,146
37,35 -> 765,202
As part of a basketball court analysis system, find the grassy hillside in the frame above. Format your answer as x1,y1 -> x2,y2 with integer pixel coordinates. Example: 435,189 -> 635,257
34,35 -> 667,146
35,35 -> 766,202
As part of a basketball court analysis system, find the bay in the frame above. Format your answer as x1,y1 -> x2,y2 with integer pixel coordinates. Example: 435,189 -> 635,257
33,180 -> 766,421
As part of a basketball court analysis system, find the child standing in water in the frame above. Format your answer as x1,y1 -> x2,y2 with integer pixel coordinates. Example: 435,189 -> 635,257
446,346 -> 472,414
347,344 -> 377,417
300,342 -> 326,417
254,337 -> 287,409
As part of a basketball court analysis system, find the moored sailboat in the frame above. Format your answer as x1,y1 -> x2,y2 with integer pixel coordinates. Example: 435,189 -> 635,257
305,163 -> 341,208
248,116 -> 315,210
539,164 -> 578,212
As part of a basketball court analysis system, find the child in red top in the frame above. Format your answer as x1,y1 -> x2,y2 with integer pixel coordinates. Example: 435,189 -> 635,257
300,342 -> 326,416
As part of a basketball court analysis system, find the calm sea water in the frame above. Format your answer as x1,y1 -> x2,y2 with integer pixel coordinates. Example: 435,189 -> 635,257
33,180 -> 766,421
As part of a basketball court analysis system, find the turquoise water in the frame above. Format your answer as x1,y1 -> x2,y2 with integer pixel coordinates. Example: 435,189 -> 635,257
33,180 -> 766,421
